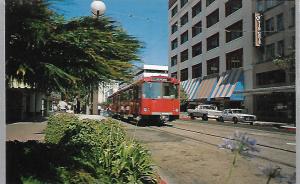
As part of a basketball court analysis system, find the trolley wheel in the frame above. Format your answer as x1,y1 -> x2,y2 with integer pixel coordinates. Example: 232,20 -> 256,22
233,117 -> 238,124
202,114 -> 208,121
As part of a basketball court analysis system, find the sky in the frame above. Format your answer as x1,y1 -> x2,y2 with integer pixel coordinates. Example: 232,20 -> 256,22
52,0 -> 169,66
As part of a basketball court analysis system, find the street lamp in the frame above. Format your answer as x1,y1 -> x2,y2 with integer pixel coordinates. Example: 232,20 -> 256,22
91,0 -> 106,17
88,0 -> 106,115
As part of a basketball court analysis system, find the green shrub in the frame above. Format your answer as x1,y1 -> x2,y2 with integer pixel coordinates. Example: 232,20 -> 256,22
44,113 -> 80,144
42,114 -> 157,184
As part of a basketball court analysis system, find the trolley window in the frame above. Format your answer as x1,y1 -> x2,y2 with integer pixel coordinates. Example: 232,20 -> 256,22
142,82 -> 178,99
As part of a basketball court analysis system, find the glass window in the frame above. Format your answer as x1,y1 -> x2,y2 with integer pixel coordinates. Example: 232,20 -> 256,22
206,0 -> 215,7
266,0 -> 282,9
192,63 -> 202,78
256,70 -> 286,86
171,55 -> 178,66
192,42 -> 202,57
226,20 -> 243,42
207,57 -> 219,75
265,43 -> 275,60
207,33 -> 219,51
290,7 -> 295,27
180,0 -> 188,8
162,83 -> 178,99
180,12 -> 189,26
192,1 -> 202,17
256,0 -> 264,12
180,31 -> 189,44
226,48 -> 243,70
206,9 -> 219,28
225,0 -> 242,17
143,82 -> 161,99
180,68 -> 189,81
265,17 -> 274,36
192,21 -> 202,37
277,40 -> 284,57
181,49 -> 189,62
171,5 -> 178,17
171,22 -> 178,34
276,13 -> 284,31
171,38 -> 178,50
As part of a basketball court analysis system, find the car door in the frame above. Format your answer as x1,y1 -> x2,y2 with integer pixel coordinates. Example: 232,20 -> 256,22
227,110 -> 233,120
223,110 -> 229,120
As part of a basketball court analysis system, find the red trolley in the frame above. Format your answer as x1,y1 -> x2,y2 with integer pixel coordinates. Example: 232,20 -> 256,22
108,76 -> 180,124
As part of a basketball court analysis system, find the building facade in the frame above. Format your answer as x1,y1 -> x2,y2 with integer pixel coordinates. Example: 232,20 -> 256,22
134,64 -> 168,81
168,0 -> 295,123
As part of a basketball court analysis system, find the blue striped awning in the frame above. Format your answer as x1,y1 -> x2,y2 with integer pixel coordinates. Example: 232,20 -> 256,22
210,68 -> 244,101
180,78 -> 202,100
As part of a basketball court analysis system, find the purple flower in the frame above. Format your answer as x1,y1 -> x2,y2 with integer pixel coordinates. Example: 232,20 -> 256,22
219,131 -> 260,156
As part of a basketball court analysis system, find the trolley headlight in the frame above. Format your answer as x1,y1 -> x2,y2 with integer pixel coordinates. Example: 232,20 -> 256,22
175,108 -> 179,112
143,107 -> 148,112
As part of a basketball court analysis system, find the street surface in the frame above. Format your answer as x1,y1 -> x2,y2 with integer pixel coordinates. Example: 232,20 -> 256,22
121,119 -> 296,184
6,117 -> 296,184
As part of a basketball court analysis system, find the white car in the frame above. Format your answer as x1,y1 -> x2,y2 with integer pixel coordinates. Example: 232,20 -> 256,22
217,109 -> 257,125
187,104 -> 222,121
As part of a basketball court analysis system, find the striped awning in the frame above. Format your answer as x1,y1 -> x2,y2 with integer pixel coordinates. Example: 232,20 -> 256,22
210,68 -> 244,101
194,77 -> 218,100
180,78 -> 202,100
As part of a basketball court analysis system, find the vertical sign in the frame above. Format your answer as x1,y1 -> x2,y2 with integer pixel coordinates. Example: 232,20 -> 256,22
254,12 -> 263,47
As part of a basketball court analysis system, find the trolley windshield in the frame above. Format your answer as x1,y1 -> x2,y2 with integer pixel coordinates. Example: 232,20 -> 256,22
143,82 -> 178,99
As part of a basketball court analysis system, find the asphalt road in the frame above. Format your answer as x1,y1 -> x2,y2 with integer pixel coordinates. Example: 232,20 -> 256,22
121,119 -> 296,184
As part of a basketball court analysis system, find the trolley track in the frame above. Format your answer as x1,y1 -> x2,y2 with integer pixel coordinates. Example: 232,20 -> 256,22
148,125 -> 296,168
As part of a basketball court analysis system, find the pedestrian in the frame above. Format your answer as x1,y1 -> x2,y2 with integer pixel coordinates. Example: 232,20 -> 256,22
76,96 -> 81,114
58,99 -> 68,112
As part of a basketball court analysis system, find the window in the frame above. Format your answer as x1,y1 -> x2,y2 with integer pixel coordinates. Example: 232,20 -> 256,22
171,55 -> 178,66
226,20 -> 243,42
171,38 -> 178,50
291,36 -> 295,49
277,40 -> 284,57
225,0 -> 242,17
290,7 -> 295,27
192,63 -> 202,78
265,18 -> 274,36
207,33 -> 219,51
171,5 -> 178,17
265,43 -> 275,60
171,72 -> 177,79
256,0 -> 264,12
206,9 -> 219,28
192,42 -> 202,57
192,21 -> 202,37
180,49 -> 189,62
180,12 -> 189,26
171,22 -> 178,34
266,0 -> 282,9
207,57 -> 219,75
192,1 -> 202,17
180,0 -> 188,8
256,70 -> 286,86
226,48 -> 243,70
180,68 -> 188,81
206,0 -> 215,7
276,13 -> 284,31
180,31 -> 189,44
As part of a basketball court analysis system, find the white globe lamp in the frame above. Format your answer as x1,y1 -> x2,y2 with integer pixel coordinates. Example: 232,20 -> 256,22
91,0 -> 106,16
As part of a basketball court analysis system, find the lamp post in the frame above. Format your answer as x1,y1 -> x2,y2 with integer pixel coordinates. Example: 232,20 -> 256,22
89,0 -> 106,115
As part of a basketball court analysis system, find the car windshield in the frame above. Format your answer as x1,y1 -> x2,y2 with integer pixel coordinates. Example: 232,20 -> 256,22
231,109 -> 243,114
143,82 -> 178,99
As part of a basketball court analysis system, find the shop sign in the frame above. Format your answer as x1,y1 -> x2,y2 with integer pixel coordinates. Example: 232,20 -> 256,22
254,12 -> 263,47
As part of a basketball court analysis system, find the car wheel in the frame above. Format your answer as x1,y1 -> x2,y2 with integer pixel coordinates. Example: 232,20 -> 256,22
202,114 -> 208,121
233,117 -> 238,124
190,114 -> 195,119
219,116 -> 224,122
249,122 -> 254,125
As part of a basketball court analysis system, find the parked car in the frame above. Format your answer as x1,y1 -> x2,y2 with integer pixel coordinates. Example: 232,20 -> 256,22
217,109 -> 257,125
187,104 -> 222,121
